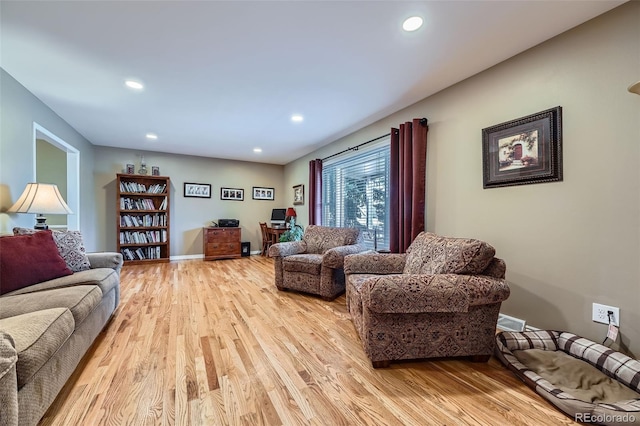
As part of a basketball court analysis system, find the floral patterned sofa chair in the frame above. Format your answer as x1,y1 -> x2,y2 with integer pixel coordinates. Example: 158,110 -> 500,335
344,232 -> 510,368
268,225 -> 366,300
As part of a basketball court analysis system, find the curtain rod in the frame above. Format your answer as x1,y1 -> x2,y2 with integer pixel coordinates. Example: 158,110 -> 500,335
321,133 -> 391,161
320,117 -> 427,162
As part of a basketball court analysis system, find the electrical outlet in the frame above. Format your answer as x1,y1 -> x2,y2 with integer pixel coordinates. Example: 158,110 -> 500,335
592,303 -> 620,326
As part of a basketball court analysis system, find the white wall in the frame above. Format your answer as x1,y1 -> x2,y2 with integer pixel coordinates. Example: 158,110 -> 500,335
284,3 -> 640,356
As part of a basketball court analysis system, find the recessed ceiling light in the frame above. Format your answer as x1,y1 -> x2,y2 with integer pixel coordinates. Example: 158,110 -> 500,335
253,147 -> 262,153
402,16 -> 423,32
125,79 -> 144,90
145,133 -> 158,140
291,114 -> 304,123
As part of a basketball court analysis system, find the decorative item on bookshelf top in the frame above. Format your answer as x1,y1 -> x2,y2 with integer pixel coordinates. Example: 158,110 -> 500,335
138,156 -> 148,175
126,164 -> 135,174
152,166 -> 160,176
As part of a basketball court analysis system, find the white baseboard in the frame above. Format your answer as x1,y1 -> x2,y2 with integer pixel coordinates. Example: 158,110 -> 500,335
170,254 -> 204,261
170,252 -> 263,261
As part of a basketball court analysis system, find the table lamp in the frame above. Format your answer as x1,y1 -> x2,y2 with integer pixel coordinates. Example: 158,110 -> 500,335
286,207 -> 297,228
8,183 -> 73,229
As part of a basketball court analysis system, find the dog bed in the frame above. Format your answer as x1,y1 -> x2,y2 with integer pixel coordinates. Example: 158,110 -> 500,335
495,330 -> 640,425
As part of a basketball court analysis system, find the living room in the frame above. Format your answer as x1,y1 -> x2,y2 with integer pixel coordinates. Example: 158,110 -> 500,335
1,1 -> 639,425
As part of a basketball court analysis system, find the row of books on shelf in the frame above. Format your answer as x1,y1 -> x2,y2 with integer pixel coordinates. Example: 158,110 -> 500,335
120,246 -> 163,261
120,181 -> 166,194
120,230 -> 167,244
120,197 -> 167,210
120,213 -> 167,227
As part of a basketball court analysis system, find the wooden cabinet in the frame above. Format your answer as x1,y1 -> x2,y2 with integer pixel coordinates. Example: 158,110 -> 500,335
203,227 -> 241,260
117,173 -> 170,265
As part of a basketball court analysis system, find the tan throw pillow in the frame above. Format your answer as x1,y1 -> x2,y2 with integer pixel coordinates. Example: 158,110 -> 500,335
13,227 -> 91,272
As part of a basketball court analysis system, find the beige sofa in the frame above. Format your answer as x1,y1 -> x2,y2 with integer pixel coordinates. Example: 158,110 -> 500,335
0,249 -> 122,426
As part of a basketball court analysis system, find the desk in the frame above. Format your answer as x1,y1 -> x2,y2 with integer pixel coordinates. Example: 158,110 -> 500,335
268,226 -> 287,244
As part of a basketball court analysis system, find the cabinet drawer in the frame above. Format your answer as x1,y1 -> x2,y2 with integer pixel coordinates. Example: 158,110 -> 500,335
205,228 -> 240,242
205,242 -> 241,255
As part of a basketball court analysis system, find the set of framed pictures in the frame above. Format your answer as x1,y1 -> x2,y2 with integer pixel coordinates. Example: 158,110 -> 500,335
184,183 -> 276,201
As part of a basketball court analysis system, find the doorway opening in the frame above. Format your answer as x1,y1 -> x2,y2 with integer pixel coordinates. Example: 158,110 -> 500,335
33,123 -> 80,230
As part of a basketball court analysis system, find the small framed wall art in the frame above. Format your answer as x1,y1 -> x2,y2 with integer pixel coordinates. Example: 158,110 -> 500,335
293,184 -> 304,205
221,187 -> 244,201
252,186 -> 274,201
184,182 -> 211,198
482,106 -> 562,189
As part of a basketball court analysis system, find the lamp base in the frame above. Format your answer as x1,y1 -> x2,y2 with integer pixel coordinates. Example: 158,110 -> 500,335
34,214 -> 48,230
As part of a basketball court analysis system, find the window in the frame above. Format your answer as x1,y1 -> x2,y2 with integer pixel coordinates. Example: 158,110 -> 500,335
322,139 -> 390,251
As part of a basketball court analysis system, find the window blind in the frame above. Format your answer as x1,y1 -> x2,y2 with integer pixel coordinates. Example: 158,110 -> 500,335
322,139 -> 390,251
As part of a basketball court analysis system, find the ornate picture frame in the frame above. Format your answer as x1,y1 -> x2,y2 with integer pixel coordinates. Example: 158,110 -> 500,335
482,106 -> 562,189
293,184 -> 304,205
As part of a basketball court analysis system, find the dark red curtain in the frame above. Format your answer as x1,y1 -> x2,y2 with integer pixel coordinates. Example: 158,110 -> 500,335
308,159 -> 322,225
389,118 -> 428,253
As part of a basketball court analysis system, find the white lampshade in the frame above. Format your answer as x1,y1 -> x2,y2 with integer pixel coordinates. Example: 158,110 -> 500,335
628,81 -> 640,95
8,183 -> 72,229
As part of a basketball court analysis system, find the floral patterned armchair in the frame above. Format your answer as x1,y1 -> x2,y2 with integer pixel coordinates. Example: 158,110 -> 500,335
344,232 -> 510,368
268,225 -> 367,300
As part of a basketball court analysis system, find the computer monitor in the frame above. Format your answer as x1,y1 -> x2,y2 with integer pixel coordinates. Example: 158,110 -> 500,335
270,208 -> 286,226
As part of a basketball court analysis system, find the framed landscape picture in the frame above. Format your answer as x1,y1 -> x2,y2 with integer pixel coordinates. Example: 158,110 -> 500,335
482,106 -> 562,189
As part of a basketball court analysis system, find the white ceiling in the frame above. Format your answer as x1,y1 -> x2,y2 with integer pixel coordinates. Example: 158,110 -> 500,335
1,0 -> 625,165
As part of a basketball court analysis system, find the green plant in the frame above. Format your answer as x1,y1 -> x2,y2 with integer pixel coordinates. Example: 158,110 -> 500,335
279,218 -> 304,242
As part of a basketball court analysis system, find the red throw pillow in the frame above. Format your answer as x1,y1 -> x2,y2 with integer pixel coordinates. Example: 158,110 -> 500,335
0,231 -> 73,295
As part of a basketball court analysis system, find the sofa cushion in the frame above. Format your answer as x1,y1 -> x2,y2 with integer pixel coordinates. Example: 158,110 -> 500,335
0,232 -> 73,296
303,225 -> 361,254
14,227 -> 91,272
0,308 -> 74,388
0,286 -> 102,329
403,232 -> 496,275
283,254 -> 323,274
3,268 -> 119,299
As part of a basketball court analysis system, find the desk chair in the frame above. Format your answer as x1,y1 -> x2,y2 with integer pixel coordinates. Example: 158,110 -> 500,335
259,222 -> 272,256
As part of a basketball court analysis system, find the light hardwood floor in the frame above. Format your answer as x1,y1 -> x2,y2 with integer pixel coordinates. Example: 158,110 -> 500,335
40,256 -> 577,426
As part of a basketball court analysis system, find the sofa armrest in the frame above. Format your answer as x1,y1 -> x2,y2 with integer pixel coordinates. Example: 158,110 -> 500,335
362,274 -> 510,314
344,252 -> 406,275
268,241 -> 307,258
323,244 -> 369,269
460,275 -> 510,306
86,252 -> 123,274
362,274 -> 469,314
0,331 -> 18,426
